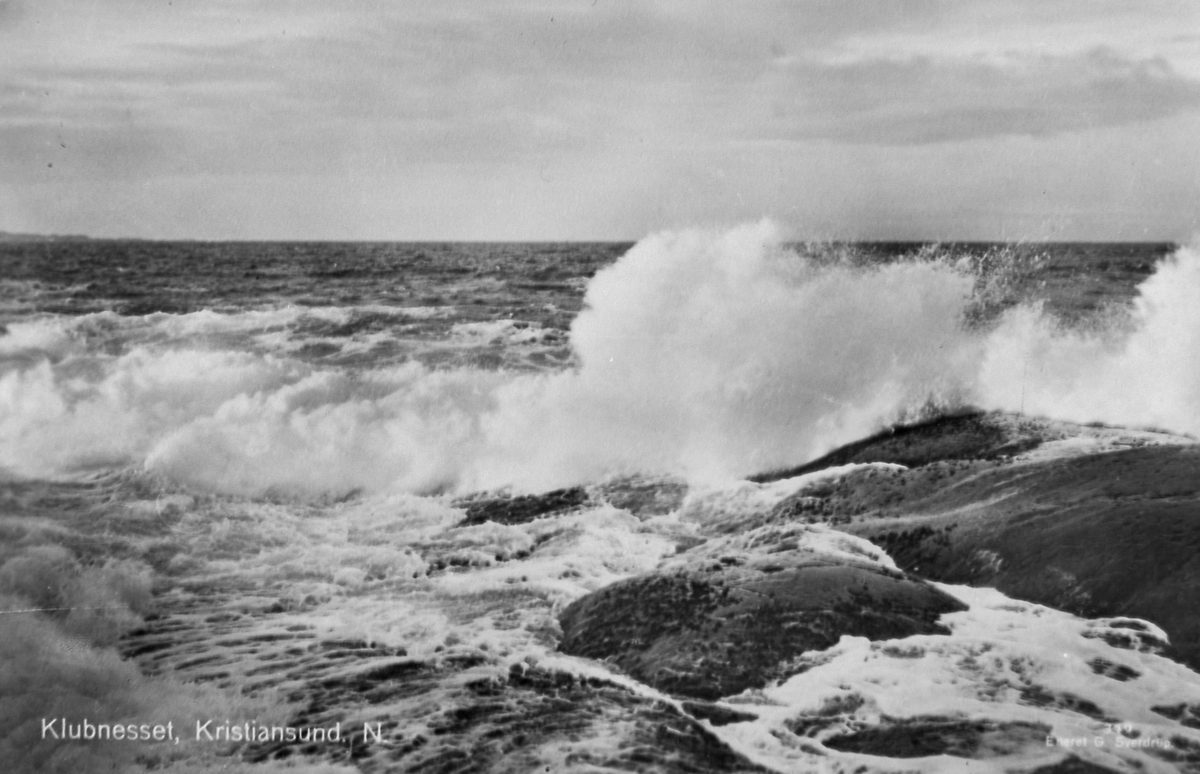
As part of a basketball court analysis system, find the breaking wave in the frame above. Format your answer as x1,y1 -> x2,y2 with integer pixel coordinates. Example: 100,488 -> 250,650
2,221 -> 1197,497
979,246 -> 1200,433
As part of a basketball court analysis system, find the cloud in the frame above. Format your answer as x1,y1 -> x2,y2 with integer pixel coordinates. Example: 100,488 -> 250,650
2,1 -> 1198,238
761,47 -> 1200,145
0,0 -> 22,28
6,5 -> 1194,166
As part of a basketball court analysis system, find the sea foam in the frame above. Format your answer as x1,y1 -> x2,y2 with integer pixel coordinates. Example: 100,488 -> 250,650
2,222 -> 1197,497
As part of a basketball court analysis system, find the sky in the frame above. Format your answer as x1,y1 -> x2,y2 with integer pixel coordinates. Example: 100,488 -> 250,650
1,0 -> 1199,241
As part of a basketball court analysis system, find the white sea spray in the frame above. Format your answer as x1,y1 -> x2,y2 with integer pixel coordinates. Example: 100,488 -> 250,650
1,224 -> 1197,499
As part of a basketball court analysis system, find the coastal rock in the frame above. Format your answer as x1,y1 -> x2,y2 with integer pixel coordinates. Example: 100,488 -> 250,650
820,714 -> 1050,759
558,525 -> 966,700
456,487 -> 589,526
751,410 -> 1045,483
838,443 -> 1200,669
745,410 -> 1200,670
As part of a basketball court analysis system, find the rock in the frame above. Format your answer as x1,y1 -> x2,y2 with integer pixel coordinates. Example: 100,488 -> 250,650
456,487 -> 589,526
820,714 -> 1049,759
679,700 -> 758,726
747,412 -> 1200,671
558,525 -> 966,700
1028,757 -> 1126,774
841,444 -> 1200,669
750,409 -> 1043,483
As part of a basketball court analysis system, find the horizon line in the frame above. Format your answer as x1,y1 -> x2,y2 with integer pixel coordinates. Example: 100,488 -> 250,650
0,232 -> 1183,247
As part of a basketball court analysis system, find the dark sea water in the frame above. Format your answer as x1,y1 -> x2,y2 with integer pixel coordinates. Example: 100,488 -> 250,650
2,226 -> 1199,773
0,238 -> 1172,372
0,238 -> 1169,319
0,241 -> 629,372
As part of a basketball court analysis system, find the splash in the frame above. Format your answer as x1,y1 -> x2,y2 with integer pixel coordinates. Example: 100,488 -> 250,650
1,223 -> 1196,497
470,221 -> 981,489
979,246 -> 1200,435
144,221 -> 983,494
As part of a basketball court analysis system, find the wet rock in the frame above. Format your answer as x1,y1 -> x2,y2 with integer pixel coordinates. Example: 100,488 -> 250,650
558,537 -> 965,700
679,700 -> 758,726
456,487 -> 589,526
840,443 -> 1200,670
751,410 -> 1042,482
821,714 -> 1049,759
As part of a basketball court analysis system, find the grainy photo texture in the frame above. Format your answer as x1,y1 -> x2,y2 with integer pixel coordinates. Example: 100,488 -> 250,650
2,3 -> 1200,773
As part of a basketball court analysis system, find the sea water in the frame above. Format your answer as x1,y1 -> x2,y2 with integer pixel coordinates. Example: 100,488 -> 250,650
0,223 -> 1184,495
2,222 -> 1197,773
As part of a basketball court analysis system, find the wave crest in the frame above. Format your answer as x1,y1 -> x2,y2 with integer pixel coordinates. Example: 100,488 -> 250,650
3,224 -> 1196,497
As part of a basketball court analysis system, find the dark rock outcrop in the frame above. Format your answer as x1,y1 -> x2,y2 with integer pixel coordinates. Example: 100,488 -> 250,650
840,444 -> 1200,669
742,411 -> 1200,672
558,544 -> 965,700
751,409 -> 1043,483
821,715 -> 1049,759
456,487 -> 589,526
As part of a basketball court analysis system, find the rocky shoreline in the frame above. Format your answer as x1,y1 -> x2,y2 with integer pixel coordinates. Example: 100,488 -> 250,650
19,410 -> 1200,773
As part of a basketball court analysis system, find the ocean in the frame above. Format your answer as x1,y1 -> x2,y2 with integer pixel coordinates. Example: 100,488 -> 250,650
3,223 -> 1199,773
0,228 -> 1183,492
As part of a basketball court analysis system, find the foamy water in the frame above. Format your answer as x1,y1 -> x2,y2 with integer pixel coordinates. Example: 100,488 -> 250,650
980,247 -> 1200,434
2,223 -> 1195,497
4,226 -> 1199,772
